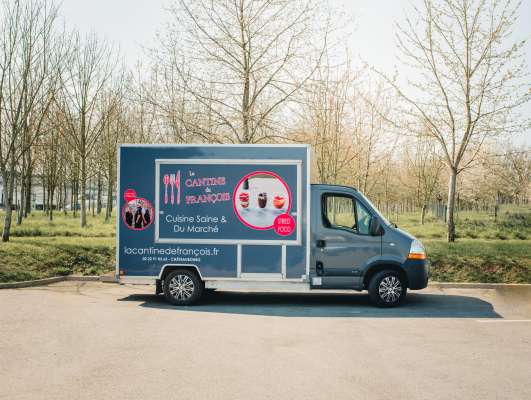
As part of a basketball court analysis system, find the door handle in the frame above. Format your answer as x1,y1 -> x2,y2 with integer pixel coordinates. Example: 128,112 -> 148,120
316,240 -> 326,248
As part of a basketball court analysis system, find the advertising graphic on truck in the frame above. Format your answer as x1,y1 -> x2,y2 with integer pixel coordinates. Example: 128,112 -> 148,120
154,161 -> 299,243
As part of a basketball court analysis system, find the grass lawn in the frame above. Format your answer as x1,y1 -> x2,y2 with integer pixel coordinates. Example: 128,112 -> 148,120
392,205 -> 531,283
5,209 -> 116,238
0,211 -> 116,283
1,205 -> 530,284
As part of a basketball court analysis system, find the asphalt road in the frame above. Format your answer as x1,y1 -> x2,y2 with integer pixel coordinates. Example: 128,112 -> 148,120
1,282 -> 530,400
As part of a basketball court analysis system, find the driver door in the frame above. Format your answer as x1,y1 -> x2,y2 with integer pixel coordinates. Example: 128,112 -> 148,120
315,191 -> 382,288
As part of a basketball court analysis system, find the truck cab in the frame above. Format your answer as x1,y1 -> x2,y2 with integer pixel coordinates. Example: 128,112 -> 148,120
309,184 -> 430,307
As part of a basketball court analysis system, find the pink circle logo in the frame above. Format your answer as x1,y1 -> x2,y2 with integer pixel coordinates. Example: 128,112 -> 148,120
274,215 -> 295,235
122,198 -> 153,230
124,189 -> 136,202
233,171 -> 294,235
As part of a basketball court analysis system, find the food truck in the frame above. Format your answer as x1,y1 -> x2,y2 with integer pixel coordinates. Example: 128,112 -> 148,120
117,144 -> 430,308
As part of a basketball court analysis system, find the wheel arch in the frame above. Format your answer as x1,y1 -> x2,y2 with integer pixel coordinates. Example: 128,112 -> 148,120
159,264 -> 203,281
362,262 -> 409,290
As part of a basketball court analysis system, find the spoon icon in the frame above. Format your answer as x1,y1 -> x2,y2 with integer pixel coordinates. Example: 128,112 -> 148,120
163,174 -> 169,204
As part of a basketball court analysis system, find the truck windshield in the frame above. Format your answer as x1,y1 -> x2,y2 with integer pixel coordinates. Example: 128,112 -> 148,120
358,192 -> 392,227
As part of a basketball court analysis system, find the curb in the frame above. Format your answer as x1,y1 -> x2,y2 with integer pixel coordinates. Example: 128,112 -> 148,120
428,282 -> 531,289
0,276 -> 67,289
66,276 -> 100,282
0,275 -> 118,290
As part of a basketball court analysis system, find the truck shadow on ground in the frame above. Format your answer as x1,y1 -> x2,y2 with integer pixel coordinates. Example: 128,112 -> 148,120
118,290 -> 502,319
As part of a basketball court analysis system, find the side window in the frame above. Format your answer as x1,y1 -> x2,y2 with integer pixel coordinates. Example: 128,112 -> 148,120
322,195 -> 356,232
356,201 -> 372,235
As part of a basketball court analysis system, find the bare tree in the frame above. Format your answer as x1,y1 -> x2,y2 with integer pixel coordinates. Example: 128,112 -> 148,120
400,134 -> 443,224
56,31 -> 119,228
375,0 -> 531,241
129,59 -> 208,144
92,85 -> 127,222
295,57 -> 365,185
0,0 -> 69,241
351,78 -> 399,196
151,0 -> 343,144
486,143 -> 531,205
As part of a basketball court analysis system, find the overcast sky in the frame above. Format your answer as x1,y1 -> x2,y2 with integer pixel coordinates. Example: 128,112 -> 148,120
59,0 -> 531,145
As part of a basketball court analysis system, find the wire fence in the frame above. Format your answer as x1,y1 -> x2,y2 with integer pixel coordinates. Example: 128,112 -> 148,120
427,205 -> 447,222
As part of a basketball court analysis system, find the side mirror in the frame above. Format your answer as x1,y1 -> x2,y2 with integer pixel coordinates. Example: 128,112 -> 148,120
370,215 -> 382,236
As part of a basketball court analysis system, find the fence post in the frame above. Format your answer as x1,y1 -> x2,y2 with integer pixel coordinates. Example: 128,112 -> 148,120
396,202 -> 398,224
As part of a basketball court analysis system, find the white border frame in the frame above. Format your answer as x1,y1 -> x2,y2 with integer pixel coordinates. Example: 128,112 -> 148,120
154,159 -> 302,245
115,145 -> 122,278
306,147 -> 311,278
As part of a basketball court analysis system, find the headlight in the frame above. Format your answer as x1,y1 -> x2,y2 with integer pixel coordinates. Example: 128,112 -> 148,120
409,240 -> 426,259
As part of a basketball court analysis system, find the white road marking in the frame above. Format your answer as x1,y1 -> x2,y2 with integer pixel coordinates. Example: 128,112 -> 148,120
477,320 -> 531,323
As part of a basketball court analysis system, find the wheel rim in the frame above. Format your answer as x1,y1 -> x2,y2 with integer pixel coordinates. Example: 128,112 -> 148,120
169,275 -> 194,300
379,276 -> 402,302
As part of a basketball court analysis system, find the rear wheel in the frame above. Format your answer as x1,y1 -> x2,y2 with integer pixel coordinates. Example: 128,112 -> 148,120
163,269 -> 203,306
368,270 -> 407,308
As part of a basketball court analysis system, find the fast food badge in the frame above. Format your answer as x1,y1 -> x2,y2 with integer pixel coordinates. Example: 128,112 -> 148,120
233,171 -> 295,235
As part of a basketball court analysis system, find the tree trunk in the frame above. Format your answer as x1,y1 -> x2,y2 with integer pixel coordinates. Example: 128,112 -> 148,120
80,154 -> 87,227
446,169 -> 457,242
57,183 -> 63,213
24,165 -> 32,217
49,186 -> 54,221
2,154 -> 16,242
47,181 -> 51,218
105,158 -> 114,222
420,204 -> 426,225
18,165 -> 25,225
91,179 -> 95,217
2,184 -> 14,242
75,179 -> 79,218
71,180 -> 74,217
64,182 -> 68,215
73,179 -> 77,218
106,176 -> 113,222
97,173 -> 102,214
42,174 -> 47,214
239,4 -> 250,144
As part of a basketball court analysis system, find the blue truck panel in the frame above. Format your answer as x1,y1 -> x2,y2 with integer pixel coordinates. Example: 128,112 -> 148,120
117,145 -> 310,280
241,245 -> 282,274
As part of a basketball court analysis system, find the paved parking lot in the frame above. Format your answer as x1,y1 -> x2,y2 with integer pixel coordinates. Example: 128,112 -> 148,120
1,282 -> 530,399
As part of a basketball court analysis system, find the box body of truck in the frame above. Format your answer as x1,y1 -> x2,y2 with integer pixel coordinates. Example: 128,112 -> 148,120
117,144 -> 316,290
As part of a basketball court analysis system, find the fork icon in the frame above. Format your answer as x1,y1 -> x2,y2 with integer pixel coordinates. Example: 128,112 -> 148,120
170,174 -> 175,204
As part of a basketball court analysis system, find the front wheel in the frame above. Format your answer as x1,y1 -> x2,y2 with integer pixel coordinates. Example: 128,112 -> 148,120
163,269 -> 203,306
368,270 -> 407,308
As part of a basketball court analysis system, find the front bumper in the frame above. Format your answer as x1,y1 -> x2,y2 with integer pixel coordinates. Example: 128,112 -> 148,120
404,258 -> 430,290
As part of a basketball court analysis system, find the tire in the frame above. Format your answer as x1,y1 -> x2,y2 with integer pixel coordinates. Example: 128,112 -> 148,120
163,269 -> 203,306
368,270 -> 407,308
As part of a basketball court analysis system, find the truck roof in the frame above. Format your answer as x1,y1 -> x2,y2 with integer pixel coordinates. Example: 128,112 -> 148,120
311,183 -> 359,192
